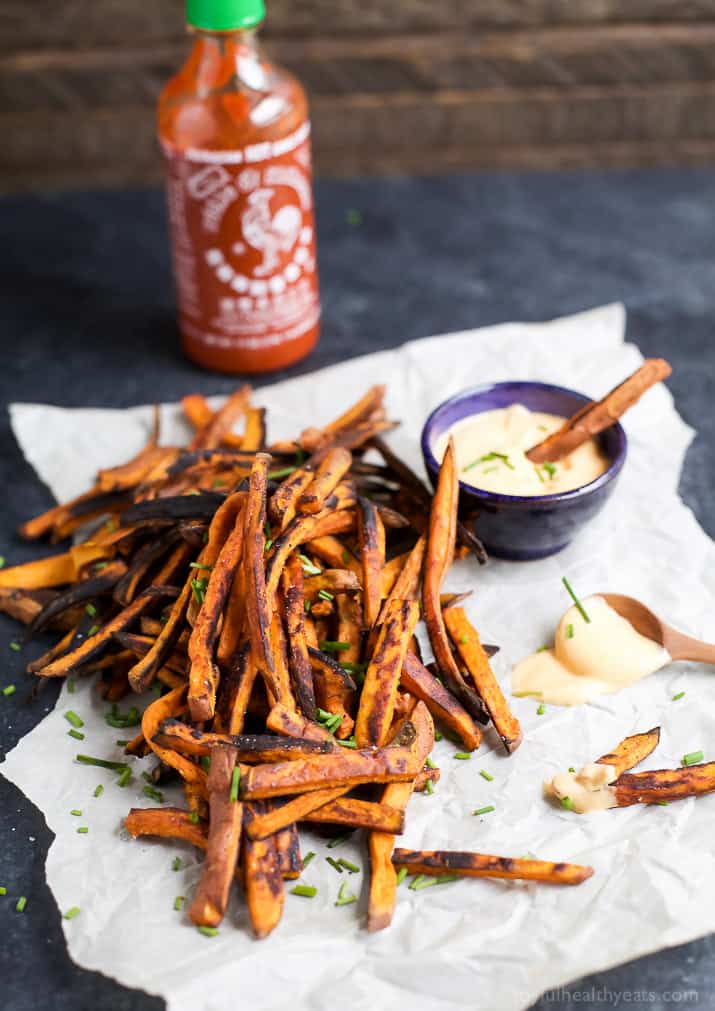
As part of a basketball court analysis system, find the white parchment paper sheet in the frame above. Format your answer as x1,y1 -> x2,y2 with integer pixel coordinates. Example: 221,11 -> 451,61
4,303 -> 715,1011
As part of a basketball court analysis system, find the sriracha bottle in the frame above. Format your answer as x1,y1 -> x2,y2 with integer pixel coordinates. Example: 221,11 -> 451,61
159,0 -> 320,373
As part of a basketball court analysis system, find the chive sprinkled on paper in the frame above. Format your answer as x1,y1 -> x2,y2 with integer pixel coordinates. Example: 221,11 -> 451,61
672,691 -> 686,701
536,703 -> 546,715
117,768 -> 132,788
453,752 -> 471,760
64,907 -> 81,920
174,896 -> 184,911
68,729 -> 84,741
93,784 -> 104,798
568,767 -> 576,773
291,884 -> 317,898
425,779 -> 434,795
302,851 -> 316,869
326,856 -> 343,874
396,867 -> 408,886
143,785 -> 165,803
77,826 -> 89,834
338,858 -> 359,874
65,711 -> 84,729
67,679 -> 77,694
2,685 -> 16,697
70,809 -> 82,817
682,750 -> 704,766
335,881 -> 357,906
326,830 -> 354,849
562,577 -> 591,623
172,857 -> 182,872
434,730 -> 443,741
197,926 -> 219,937
480,769 -> 494,782
560,797 -> 575,811
473,805 -> 495,817
76,755 -> 129,771
16,896 -> 27,912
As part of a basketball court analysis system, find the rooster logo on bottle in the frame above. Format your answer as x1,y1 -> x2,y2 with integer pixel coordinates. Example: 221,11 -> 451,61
241,189 -> 302,277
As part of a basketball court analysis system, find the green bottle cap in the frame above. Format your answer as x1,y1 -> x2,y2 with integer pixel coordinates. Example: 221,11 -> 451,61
186,0 -> 265,31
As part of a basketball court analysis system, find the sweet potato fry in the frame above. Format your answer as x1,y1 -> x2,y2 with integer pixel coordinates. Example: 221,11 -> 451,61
188,495 -> 245,721
299,385 -> 386,453
423,441 -> 486,723
308,647 -> 357,738
613,761 -> 715,806
445,607 -> 522,754
128,578 -> 192,693
266,703 -> 340,747
400,651 -> 481,752
596,727 -> 661,778
268,465 -> 315,531
355,599 -> 420,748
188,386 -> 251,451
298,448 -> 352,514
189,747 -> 242,927
125,807 -> 208,850
0,552 -> 78,589
274,823 -> 302,879
245,787 -> 348,840
0,587 -> 66,627
335,593 -> 363,665
367,701 -> 434,932
153,719 -> 334,762
357,498 -> 385,629
383,536 -> 425,610
242,407 -> 267,452
303,569 -> 362,601
305,536 -> 361,576
216,642 -> 259,736
281,557 -> 316,719
182,394 -> 243,449
23,560 -> 127,640
240,745 -> 419,800
141,685 -> 207,796
304,797 -> 405,834
391,849 -> 594,885
242,808 -> 285,939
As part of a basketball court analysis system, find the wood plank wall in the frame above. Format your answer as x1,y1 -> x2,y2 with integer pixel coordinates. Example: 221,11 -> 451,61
3,1 -> 715,190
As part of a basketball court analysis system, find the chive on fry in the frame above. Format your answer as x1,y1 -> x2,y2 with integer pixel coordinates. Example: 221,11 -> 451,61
2,685 -> 16,697
682,750 -> 704,766
66,707 -> 86,725
434,730 -> 443,741
562,577 -> 591,623
291,885 -> 317,898
425,779 -> 434,795
197,926 -> 219,937
143,785 -> 164,803
318,640 -> 351,653
76,755 -> 129,772
335,881 -> 357,907
93,785 -> 104,798
268,466 -> 297,480
318,589 -> 334,602
566,624 -> 574,639
473,805 -> 495,817
68,730 -> 85,741
337,858 -> 360,874
425,757 -> 437,769
561,796 -> 575,811
298,553 -> 321,576
453,752 -> 471,760
174,896 -> 184,911
326,830 -> 354,849
64,907 -> 81,920
672,691 -> 686,701
396,867 -> 408,886
229,766 -> 241,802
459,634 -> 468,644
536,703 -> 546,715
325,856 -> 343,874
302,851 -> 316,869
480,769 -> 494,782
189,811 -> 200,824
336,736 -> 357,749
16,896 -> 27,912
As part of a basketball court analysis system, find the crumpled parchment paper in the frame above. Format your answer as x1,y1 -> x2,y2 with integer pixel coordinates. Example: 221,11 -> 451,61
4,303 -> 715,1011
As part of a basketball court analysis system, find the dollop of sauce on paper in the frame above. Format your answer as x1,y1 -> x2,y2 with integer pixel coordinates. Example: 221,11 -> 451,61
434,403 -> 609,496
544,762 -> 618,813
512,595 -> 671,706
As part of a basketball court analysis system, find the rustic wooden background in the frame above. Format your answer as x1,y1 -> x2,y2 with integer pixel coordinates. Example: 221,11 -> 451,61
4,1 -> 715,191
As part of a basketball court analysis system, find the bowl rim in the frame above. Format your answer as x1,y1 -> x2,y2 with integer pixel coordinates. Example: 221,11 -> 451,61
420,380 -> 628,506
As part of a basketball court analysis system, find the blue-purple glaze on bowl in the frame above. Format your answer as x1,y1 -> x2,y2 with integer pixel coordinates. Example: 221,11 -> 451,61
421,381 -> 627,561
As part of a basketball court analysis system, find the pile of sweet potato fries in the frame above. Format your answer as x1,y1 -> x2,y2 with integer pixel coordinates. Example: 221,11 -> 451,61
1,385 -> 597,937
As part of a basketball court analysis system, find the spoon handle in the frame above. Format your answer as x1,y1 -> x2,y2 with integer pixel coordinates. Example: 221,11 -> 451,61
668,632 -> 715,665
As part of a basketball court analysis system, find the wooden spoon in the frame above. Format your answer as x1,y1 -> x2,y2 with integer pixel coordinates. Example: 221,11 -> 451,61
602,593 -> 715,664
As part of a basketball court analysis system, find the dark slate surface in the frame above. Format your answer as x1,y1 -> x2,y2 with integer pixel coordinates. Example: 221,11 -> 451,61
0,170 -> 713,1011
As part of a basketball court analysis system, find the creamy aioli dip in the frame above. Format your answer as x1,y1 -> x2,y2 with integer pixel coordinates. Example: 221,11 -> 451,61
512,595 -> 671,706
434,404 -> 608,496
544,762 -> 618,813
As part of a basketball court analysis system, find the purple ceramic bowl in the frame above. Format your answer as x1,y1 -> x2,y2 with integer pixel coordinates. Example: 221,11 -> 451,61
421,381 -> 627,561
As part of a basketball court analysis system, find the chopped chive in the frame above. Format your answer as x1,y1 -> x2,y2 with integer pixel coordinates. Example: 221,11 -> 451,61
483,465 -> 499,474
542,462 -> 557,479
536,703 -> 546,715
336,737 -> 357,749
94,561 -> 109,571
513,690 -> 543,698
318,640 -> 351,653
326,856 -> 343,873
70,809 -> 82,817
534,466 -> 545,484
566,624 -> 574,639
77,827 -> 89,834
655,801 -> 669,806
197,926 -> 219,937
298,553 -> 322,576
172,857 -> 182,872
93,784 -> 104,798
561,796 -> 575,811
340,662 -> 366,675
264,538 -> 273,552
302,851 -> 316,869
473,805 -> 495,817
327,830 -> 354,849
425,779 -> 434,795
199,755 -> 211,772
345,208 -> 362,227
87,625 -> 100,637
317,589 -> 335,602
212,478 -> 225,489
304,599 -> 312,613
16,896 -> 27,912
459,634 -> 468,644
291,885 -> 317,898
189,811 -> 200,824
341,550 -> 351,564
672,691 -> 686,701
335,881 -> 357,906
479,769 -> 494,782
64,906 -> 81,920
434,730 -> 443,742
425,757 -> 437,769
463,451 -> 514,473
268,466 -> 297,480
65,711 -> 84,729
396,867 -> 408,886
143,785 -> 165,803
229,767 -> 241,802
10,641 -> 21,652
68,729 -> 84,740
174,896 -> 184,911
85,603 -> 97,618
76,755 -> 129,772
116,740 -> 129,748
152,682 -> 164,699
682,750 -> 704,766
0,556 -> 4,567
408,874 -> 427,891
0,886 -> 6,895
453,752 -> 471,760
2,684 -> 16,697
117,768 -> 132,788
562,577 -> 591,623
337,858 -> 360,874
568,767 -> 576,773
435,875 -> 460,885
67,679 -> 77,694
189,562 -> 213,571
